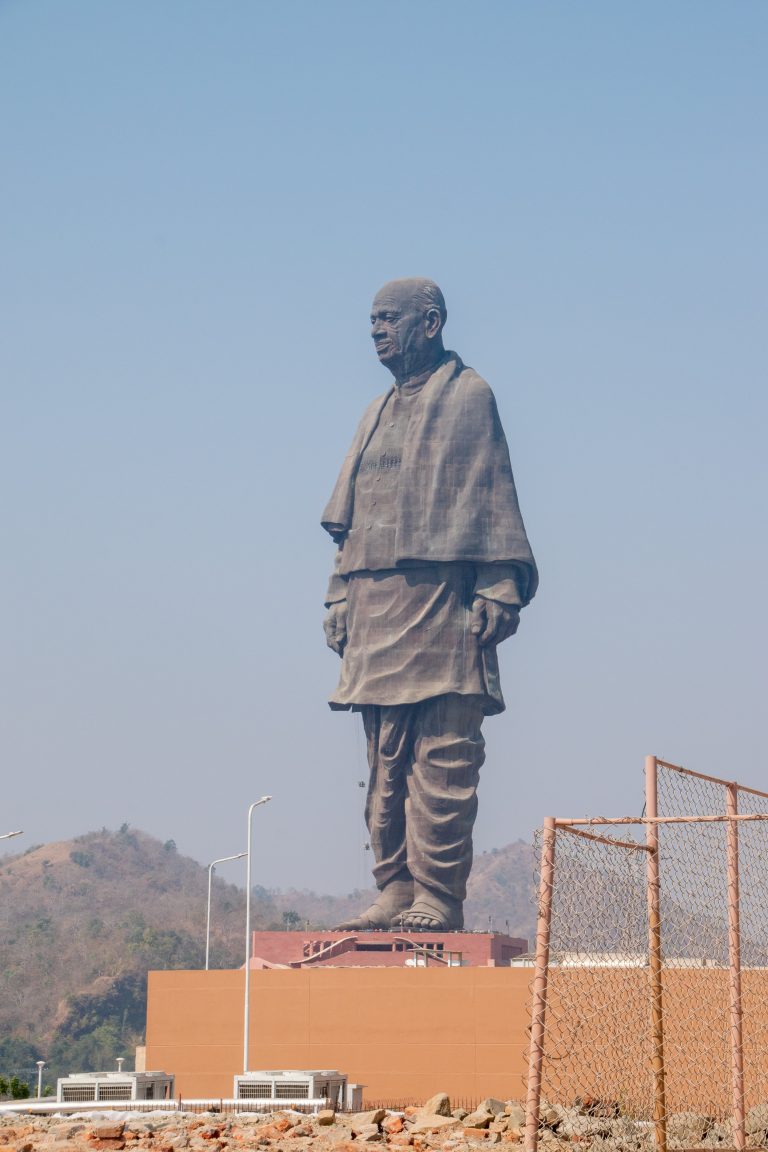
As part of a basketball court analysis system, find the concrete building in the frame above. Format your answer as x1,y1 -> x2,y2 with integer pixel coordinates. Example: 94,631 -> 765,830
248,929 -> 527,969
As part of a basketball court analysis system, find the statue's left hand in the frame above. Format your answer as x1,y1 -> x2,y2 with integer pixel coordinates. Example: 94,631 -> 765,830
323,601 -> 348,656
470,596 -> 520,646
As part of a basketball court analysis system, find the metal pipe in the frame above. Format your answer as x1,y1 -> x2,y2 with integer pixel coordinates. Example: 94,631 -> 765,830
727,783 -> 745,1151
243,796 -> 273,1074
655,761 -> 768,800
646,755 -> 667,1152
206,852 -> 247,970
557,825 -> 653,851
554,814 -> 768,826
0,830 -> 23,841
525,816 -> 556,1152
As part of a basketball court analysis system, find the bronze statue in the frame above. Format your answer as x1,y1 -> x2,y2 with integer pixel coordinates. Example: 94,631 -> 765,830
322,278 -> 537,931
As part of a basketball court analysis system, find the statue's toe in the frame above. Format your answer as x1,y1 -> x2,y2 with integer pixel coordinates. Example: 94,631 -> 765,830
396,901 -> 462,932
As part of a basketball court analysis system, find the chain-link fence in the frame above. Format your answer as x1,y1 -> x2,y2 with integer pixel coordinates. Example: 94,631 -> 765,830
525,757 -> 768,1152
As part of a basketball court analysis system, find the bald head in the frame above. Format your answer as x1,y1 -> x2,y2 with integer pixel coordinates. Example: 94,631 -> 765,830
370,278 -> 447,383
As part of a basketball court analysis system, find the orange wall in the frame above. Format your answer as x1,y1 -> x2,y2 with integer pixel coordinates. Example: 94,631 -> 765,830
145,967 -> 531,1102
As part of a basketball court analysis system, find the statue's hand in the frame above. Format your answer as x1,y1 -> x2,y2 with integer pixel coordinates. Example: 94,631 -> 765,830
323,602 -> 348,656
470,596 -> 520,646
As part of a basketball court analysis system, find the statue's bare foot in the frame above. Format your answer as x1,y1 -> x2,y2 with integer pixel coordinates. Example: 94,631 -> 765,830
395,899 -> 464,932
335,878 -> 413,931
335,903 -> 394,931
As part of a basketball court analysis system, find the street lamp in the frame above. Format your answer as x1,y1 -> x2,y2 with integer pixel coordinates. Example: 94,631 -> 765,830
36,1061 -> 45,1099
243,796 -> 273,1073
206,852 -> 247,970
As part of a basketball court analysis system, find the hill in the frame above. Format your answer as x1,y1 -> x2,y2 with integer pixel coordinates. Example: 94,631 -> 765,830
0,828 -> 535,1092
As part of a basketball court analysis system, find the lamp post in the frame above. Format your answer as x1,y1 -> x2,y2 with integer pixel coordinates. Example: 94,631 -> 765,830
243,796 -> 273,1074
36,1060 -> 45,1099
206,852 -> 247,970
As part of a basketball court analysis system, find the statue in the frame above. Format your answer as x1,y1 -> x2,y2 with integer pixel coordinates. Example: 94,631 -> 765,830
322,278 -> 537,931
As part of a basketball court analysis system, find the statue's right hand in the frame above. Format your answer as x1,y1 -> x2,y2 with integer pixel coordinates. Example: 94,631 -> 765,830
323,602 -> 348,657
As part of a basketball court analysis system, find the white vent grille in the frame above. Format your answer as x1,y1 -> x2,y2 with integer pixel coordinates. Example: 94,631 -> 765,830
275,1082 -> 309,1098
98,1084 -> 132,1101
237,1082 -> 273,1099
62,1085 -> 97,1102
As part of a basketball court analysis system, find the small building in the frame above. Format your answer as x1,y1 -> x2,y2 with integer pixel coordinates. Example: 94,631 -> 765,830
57,1070 -> 174,1103
233,1070 -> 361,1109
249,929 -> 527,969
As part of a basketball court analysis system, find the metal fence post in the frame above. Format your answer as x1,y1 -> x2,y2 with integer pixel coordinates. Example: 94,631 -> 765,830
646,755 -> 667,1152
525,816 -> 556,1152
727,782 -> 745,1151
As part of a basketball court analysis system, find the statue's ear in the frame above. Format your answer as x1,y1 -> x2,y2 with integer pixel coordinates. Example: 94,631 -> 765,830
424,307 -> 443,340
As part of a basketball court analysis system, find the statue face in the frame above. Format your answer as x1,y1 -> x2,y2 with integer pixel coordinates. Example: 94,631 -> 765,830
370,284 -> 433,375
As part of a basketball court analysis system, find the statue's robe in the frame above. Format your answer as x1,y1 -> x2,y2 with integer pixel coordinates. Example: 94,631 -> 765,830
322,352 -> 537,714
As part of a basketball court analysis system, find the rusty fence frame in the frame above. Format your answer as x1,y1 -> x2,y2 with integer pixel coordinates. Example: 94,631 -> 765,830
524,755 -> 768,1152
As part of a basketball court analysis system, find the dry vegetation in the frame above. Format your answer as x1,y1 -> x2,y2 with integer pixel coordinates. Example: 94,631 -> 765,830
0,829 -> 535,1093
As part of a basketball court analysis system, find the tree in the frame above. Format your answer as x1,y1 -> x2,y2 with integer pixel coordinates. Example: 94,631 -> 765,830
10,1076 -> 30,1099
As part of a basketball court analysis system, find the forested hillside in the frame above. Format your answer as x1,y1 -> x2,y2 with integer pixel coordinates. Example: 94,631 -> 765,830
0,828 -> 535,1093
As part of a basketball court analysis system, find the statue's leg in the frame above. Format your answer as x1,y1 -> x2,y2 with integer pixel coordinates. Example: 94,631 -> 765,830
335,704 -> 414,930
396,694 -> 485,932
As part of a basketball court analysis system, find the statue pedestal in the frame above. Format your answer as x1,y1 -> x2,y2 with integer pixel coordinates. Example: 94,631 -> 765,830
248,927 -> 528,969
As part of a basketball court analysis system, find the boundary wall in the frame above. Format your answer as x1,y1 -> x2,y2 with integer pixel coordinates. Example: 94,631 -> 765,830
145,966 -> 531,1101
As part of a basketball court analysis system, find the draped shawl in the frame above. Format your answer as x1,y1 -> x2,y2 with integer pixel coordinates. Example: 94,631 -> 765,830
321,353 -> 538,606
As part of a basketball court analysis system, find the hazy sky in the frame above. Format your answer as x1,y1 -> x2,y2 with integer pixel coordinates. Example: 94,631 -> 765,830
3,2 -> 767,894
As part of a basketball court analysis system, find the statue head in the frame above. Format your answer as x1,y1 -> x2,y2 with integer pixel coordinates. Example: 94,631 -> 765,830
370,278 -> 447,383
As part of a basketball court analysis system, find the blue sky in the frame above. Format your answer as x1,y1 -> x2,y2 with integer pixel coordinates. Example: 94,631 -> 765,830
2,1 -> 767,892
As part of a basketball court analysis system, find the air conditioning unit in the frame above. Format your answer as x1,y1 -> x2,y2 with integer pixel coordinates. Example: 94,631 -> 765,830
57,1070 -> 174,1104
233,1070 -> 349,1108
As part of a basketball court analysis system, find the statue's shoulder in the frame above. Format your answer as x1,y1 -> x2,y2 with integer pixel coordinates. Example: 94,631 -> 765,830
448,357 -> 497,407
355,389 -> 391,430
363,389 -> 391,415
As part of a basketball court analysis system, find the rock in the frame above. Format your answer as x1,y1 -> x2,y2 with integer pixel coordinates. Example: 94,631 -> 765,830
477,1101 -> 506,1118
422,1095 -> 452,1119
387,1136 -> 414,1147
556,1113 -> 611,1141
351,1111 -> 386,1132
536,1103 -> 561,1129
382,1117 -> 405,1135
574,1096 -> 620,1119
462,1111 -> 493,1131
702,1121 -> 732,1146
746,1105 -> 768,1137
354,1124 -> 382,1142
502,1128 -> 522,1143
90,1126 -> 126,1143
489,1118 -> 509,1133
667,1112 -> 713,1146
316,1111 -> 336,1127
503,1107 -> 524,1128
255,1122 -> 291,1142
270,1117 -> 294,1134
89,1143 -> 126,1151
451,1110 -> 468,1121
407,1116 -> 460,1135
